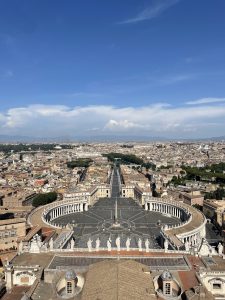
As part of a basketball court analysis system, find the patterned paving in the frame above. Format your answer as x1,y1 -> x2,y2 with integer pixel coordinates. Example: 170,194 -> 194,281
54,168 -> 179,249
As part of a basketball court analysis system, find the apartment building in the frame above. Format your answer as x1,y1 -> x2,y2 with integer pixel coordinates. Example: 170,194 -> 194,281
203,199 -> 225,227
0,218 -> 26,250
120,165 -> 152,205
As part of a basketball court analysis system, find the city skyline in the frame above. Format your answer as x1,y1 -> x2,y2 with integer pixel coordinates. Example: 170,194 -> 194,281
0,0 -> 225,138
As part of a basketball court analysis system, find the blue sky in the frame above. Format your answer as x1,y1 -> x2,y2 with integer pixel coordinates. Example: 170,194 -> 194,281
0,0 -> 225,138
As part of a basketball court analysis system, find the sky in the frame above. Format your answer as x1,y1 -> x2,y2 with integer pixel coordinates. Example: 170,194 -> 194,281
0,0 -> 225,139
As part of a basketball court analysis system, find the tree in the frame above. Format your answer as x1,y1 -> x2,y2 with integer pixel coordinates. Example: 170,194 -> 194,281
67,158 -> 92,168
103,153 -> 144,165
32,192 -> 57,207
204,188 -> 225,200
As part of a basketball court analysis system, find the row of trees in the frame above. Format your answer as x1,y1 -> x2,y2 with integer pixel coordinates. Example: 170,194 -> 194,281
181,165 -> 225,183
67,158 -> 92,169
103,153 -> 144,165
0,143 -> 73,154
204,188 -> 225,200
142,162 -> 156,171
103,153 -> 157,171
32,192 -> 58,207
168,175 -> 186,186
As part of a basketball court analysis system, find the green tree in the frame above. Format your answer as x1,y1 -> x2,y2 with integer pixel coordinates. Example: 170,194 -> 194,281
32,192 -> 57,207
67,158 -> 92,168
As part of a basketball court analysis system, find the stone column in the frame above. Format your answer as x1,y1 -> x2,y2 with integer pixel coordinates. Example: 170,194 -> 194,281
145,203 -> 148,210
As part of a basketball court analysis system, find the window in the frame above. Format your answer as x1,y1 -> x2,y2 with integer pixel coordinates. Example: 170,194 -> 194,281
165,283 -> 171,295
67,281 -> 72,294
213,283 -> 221,290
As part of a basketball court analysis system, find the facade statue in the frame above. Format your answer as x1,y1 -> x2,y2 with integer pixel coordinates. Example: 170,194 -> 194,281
126,237 -> 131,251
116,236 -> 120,251
71,238 -> 75,250
164,239 -> 168,252
87,238 -> 93,252
145,239 -> 150,252
95,237 -> 100,251
218,242 -> 223,256
107,238 -> 112,251
185,240 -> 190,252
138,238 -> 142,251
29,235 -> 40,253
36,234 -> 43,248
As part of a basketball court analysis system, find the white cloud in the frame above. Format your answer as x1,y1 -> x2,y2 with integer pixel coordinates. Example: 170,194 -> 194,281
104,119 -> 146,131
186,98 -> 225,105
1,100 -> 225,138
118,0 -> 180,24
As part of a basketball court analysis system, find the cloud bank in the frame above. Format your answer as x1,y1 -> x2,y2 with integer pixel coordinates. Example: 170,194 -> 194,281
0,98 -> 225,138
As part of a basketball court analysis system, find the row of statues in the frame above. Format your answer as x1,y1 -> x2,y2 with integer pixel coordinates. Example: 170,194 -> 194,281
87,236 -> 151,252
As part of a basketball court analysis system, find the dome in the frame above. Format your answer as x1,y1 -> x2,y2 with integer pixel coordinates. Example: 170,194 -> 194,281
160,270 -> 172,280
65,270 -> 77,281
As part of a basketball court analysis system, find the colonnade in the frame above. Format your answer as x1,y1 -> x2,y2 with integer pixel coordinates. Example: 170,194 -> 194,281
144,198 -> 206,249
145,201 -> 184,220
178,232 -> 202,246
43,202 -> 88,223
177,221 -> 206,247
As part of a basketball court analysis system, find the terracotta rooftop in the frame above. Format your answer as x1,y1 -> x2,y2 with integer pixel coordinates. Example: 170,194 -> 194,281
81,260 -> 157,300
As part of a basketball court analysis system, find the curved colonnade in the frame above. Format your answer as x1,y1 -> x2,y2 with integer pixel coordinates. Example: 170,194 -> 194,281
42,198 -> 89,228
144,197 -> 206,249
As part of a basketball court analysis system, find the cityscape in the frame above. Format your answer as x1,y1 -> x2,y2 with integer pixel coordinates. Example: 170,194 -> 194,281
1,0 -> 225,300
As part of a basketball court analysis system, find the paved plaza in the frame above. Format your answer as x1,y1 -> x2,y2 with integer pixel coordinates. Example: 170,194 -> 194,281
54,168 -> 180,249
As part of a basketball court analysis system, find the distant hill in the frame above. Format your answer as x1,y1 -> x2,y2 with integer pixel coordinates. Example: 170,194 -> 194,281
0,134 -> 224,143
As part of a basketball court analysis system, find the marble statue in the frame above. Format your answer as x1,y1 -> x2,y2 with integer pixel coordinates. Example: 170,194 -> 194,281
107,238 -> 112,251
87,238 -> 93,252
36,234 -> 43,248
126,237 -> 131,251
164,239 -> 168,252
49,237 -> 54,251
29,235 -> 40,253
185,241 -> 190,252
71,238 -> 75,250
199,238 -> 211,256
95,237 -> 100,251
116,236 -> 120,251
138,238 -> 142,251
145,239 -> 150,253
218,242 -> 223,256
